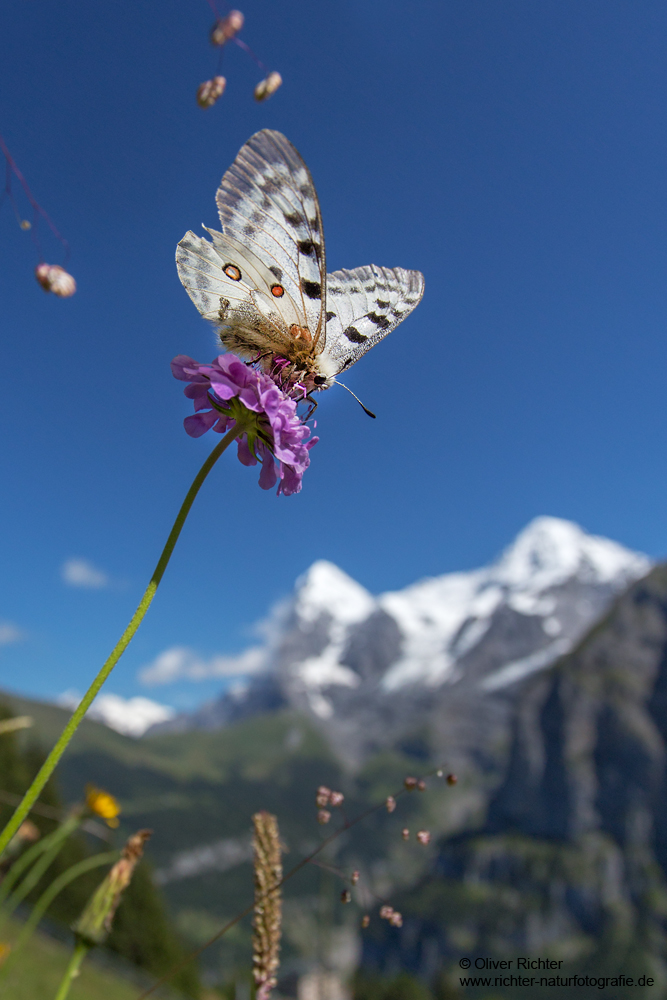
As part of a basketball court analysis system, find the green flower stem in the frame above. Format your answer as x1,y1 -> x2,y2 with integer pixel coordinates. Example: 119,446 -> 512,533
0,850 -> 119,979
0,823 -> 70,908
53,938 -> 90,1000
0,422 -> 248,859
0,813 -> 82,931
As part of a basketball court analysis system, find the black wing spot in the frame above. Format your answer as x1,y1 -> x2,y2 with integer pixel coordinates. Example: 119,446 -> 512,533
392,308 -> 406,319
283,211 -> 303,227
343,326 -> 367,343
269,265 -> 283,281
301,279 -> 322,300
326,311 -> 336,322
376,299 -> 390,309
243,224 -> 256,238
298,240 -> 321,260
366,311 -> 391,330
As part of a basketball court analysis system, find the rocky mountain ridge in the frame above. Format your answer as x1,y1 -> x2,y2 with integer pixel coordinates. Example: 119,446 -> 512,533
152,517 -> 650,767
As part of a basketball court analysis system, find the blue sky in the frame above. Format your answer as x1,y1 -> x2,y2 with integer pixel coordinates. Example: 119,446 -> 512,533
2,0 -> 667,713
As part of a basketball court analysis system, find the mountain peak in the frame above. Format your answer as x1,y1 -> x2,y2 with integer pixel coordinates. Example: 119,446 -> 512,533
294,560 -> 374,625
494,516 -> 651,592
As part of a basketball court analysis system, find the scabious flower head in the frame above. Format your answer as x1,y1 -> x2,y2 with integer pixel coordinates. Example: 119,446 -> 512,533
172,354 -> 318,496
86,784 -> 121,828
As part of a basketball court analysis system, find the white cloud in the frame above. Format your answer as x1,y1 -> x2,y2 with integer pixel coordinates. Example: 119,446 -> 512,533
57,690 -> 175,737
0,621 -> 23,646
61,558 -> 109,589
138,645 -> 267,687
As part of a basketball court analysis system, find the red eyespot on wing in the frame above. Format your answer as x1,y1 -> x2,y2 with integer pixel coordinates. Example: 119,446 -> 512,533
271,284 -> 285,297
223,264 -> 242,281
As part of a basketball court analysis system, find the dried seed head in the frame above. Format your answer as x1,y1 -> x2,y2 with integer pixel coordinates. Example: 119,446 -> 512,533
17,820 -> 40,843
401,828 -> 410,841
254,71 -> 282,102
252,811 -> 282,1000
35,263 -> 76,297
73,829 -> 152,945
317,809 -> 331,825
197,76 -> 226,108
417,779 -> 426,791
340,889 -> 351,904
329,791 -> 344,807
379,905 -> 394,920
416,830 -> 431,845
446,773 -> 458,786
351,870 -> 360,885
210,10 -> 244,45
389,911 -> 403,927
385,795 -> 396,813
361,914 -> 370,928
403,776 -> 418,791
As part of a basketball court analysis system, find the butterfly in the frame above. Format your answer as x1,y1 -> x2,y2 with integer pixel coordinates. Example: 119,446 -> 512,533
176,129 -> 424,407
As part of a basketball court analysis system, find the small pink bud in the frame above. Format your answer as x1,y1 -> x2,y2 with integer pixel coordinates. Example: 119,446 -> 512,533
385,796 -> 396,813
196,76 -> 226,109
329,791 -> 344,807
254,71 -> 282,102
389,911 -> 403,927
379,905 -> 394,920
317,809 -> 331,825
210,10 -> 244,45
340,889 -> 351,903
446,773 -> 458,786
401,828 -> 410,841
361,914 -> 370,928
316,786 -> 331,807
417,779 -> 426,791
351,870 -> 360,885
404,776 -> 418,791
35,264 -> 76,297
416,830 -> 431,845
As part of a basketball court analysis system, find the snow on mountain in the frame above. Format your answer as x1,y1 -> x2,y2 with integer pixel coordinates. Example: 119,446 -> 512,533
282,517 -> 650,712
58,690 -> 175,737
147,517 -> 651,749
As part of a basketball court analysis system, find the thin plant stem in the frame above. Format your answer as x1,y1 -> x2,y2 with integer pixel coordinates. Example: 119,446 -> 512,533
0,814 -> 82,931
53,938 -> 90,1000
0,824 -> 68,908
0,423 -> 248,859
0,850 -> 119,979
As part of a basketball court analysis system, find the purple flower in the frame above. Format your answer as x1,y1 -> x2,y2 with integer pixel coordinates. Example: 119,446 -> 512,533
171,354 -> 318,495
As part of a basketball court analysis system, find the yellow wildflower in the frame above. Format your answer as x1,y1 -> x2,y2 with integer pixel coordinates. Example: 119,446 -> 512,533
85,785 -> 121,828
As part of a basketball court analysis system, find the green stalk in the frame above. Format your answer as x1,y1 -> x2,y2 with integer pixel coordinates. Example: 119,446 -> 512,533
0,423 -> 247,859
0,850 -> 119,978
0,824 -> 70,908
53,938 -> 90,1000
0,814 -> 81,931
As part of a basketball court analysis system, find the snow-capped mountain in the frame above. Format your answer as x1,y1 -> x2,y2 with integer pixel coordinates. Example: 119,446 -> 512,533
151,518 -> 651,762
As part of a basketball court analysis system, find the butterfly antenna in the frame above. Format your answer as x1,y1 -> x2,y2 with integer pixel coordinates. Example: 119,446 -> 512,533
333,380 -> 377,419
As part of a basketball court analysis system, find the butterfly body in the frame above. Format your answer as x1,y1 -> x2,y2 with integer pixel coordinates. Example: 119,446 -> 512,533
177,130 -> 424,398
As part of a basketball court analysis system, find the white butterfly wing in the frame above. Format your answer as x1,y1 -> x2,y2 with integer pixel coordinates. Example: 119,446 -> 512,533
176,229 -> 306,356
214,129 -> 327,347
322,265 -> 425,374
